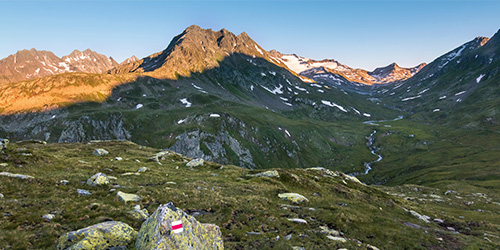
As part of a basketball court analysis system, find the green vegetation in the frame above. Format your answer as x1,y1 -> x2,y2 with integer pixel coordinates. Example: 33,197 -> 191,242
1,141 -> 498,249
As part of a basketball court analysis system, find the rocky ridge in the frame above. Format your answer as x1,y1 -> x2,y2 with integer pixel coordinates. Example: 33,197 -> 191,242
0,48 -> 118,84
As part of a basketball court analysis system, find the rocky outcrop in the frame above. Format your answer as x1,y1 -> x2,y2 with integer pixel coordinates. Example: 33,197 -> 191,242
169,130 -> 255,168
56,221 -> 137,250
135,202 -> 223,249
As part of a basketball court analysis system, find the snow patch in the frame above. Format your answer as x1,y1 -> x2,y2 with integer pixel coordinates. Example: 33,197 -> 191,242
433,109 -> 440,112
177,119 -> 186,124
321,100 -> 348,112
455,91 -> 466,96
363,113 -> 371,117
285,129 -> 291,137
401,95 -> 422,102
262,84 -> 284,95
135,104 -> 144,109
209,114 -> 220,118
439,96 -> 447,100
255,45 -> 264,55
180,98 -> 192,107
476,74 -> 485,83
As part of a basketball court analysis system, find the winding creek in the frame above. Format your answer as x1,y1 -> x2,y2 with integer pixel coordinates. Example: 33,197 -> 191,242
356,115 -> 404,175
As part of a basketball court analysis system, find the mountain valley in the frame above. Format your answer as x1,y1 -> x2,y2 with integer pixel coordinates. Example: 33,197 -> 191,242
0,25 -> 499,249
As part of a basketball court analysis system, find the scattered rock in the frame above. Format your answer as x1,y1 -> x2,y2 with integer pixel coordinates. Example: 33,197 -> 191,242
59,180 -> 69,185
292,247 -> 305,250
90,203 -> 101,210
115,157 -> 123,161
186,158 -> 204,167
0,138 -> 9,151
135,202 -> 223,249
367,244 -> 381,250
117,191 -> 141,203
56,221 -> 137,250
128,205 -> 149,221
166,181 -> 177,185
93,148 -> 109,156
42,214 -> 55,221
0,163 -> 8,167
287,218 -> 307,224
16,139 -> 47,144
326,235 -> 347,242
86,173 -> 110,186
319,226 -> 340,236
149,150 -> 183,165
77,189 -> 92,196
278,193 -> 309,204
0,171 -> 34,179
447,227 -> 456,231
434,218 -> 444,223
342,173 -> 363,184
121,172 -> 141,176
280,204 -> 316,211
284,233 -> 292,240
138,167 -> 149,173
409,210 -> 430,223
250,170 -> 279,178
0,193 -> 4,198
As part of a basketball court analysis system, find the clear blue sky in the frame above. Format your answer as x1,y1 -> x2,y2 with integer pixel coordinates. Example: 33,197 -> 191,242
1,0 -> 499,71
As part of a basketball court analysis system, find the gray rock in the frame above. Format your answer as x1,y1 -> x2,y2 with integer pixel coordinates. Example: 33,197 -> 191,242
326,235 -> 347,242
287,218 -> 307,224
56,221 -> 137,250
59,180 -> 69,185
121,172 -> 141,176
86,173 -> 110,186
278,193 -> 309,204
0,171 -> 34,179
0,193 -> 4,199
367,244 -> 381,250
42,214 -> 55,221
135,202 -> 223,249
410,210 -> 430,223
0,138 -> 9,151
115,157 -> 123,161
284,233 -> 292,240
137,167 -> 149,173
128,205 -> 149,221
250,170 -> 279,178
318,226 -> 340,236
186,158 -> 204,167
117,191 -> 141,203
77,189 -> 92,196
93,148 -> 109,156
292,247 -> 305,250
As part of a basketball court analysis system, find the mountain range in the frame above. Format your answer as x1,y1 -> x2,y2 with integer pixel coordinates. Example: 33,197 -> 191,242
0,24 -> 500,249
0,48 -> 136,85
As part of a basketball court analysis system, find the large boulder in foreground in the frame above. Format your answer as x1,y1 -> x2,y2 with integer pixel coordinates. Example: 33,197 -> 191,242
136,202 -> 223,249
56,221 -> 137,250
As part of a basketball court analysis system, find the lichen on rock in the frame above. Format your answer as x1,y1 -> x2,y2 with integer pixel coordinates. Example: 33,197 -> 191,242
278,193 -> 309,204
86,173 -> 110,186
56,221 -> 137,250
135,202 -> 223,249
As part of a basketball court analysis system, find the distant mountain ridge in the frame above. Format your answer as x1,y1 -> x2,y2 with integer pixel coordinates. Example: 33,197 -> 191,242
273,51 -> 426,85
0,48 -> 118,84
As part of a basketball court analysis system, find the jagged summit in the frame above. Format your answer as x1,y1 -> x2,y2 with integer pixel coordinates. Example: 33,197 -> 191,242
0,48 -> 118,84
277,51 -> 425,86
109,25 -> 277,78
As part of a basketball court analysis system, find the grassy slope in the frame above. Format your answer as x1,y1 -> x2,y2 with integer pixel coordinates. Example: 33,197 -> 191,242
1,141 -> 498,249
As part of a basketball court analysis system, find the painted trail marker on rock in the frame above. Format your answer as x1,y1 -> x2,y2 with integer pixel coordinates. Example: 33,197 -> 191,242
172,220 -> 183,234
